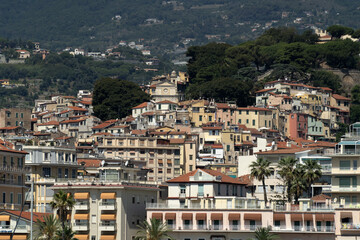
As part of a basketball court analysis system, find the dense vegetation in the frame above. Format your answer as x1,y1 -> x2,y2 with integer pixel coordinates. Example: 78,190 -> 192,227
185,27 -> 360,109
0,0 -> 360,52
93,77 -> 150,120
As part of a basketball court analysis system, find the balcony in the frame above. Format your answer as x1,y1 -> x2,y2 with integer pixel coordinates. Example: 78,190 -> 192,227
73,223 -> 89,231
99,202 -> 116,211
99,223 -> 116,231
74,202 -> 89,210
0,225 -> 29,233
341,224 -> 360,231
210,225 -> 223,230
244,225 -> 259,231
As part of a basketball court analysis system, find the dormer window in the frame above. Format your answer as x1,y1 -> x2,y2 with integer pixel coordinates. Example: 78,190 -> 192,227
199,171 -> 202,177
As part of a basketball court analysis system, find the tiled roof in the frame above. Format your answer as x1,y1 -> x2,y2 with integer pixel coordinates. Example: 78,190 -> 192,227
142,112 -> 155,116
215,103 -> 231,109
2,210 -> 50,222
0,126 -> 20,130
68,106 -> 88,112
131,129 -> 147,135
202,126 -> 222,130
320,87 -> 332,92
92,120 -> 117,129
255,88 -> 276,93
78,159 -> 101,168
247,128 -> 262,135
132,102 -> 148,109
238,174 -> 253,186
237,107 -> 272,112
55,136 -> 73,140
0,145 -> 27,154
37,121 -> 59,126
311,194 -> 331,202
204,144 -> 223,149
167,169 -> 246,185
332,94 -> 350,101
169,139 -> 185,144
60,119 -> 85,124
256,147 -> 308,155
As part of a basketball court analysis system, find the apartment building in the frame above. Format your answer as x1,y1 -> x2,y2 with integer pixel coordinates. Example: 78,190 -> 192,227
52,169 -> 159,240
98,136 -> 188,182
147,169 -> 336,240
0,108 -> 32,130
329,122 -> 360,206
182,100 -> 216,127
236,107 -> 273,130
0,145 -> 27,211
23,145 -> 79,212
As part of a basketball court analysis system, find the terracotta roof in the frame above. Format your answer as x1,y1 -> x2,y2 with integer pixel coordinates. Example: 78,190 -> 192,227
142,111 -> 155,116
68,106 -> 88,112
31,118 -> 37,122
202,126 -> 222,130
256,147 -> 308,155
238,174 -> 253,186
60,119 -> 85,124
62,96 -> 76,99
204,144 -> 223,149
92,132 -> 112,136
167,169 -> 246,185
256,88 -> 276,93
132,102 -> 148,109
169,139 -> 185,144
124,116 -> 135,122
79,100 -> 92,105
78,159 -> 101,168
157,100 -> 177,104
320,87 -> 332,92
238,124 -> 248,130
109,125 -> 129,129
215,103 -> 231,109
305,141 -> 337,148
37,121 -> 59,126
311,194 -> 331,202
92,121 -> 116,129
2,210 -> 51,222
0,144 -> 27,154
332,94 -> 350,101
0,126 -> 20,130
248,128 -> 262,135
33,132 -> 51,136
237,107 -> 272,112
131,129 -> 147,135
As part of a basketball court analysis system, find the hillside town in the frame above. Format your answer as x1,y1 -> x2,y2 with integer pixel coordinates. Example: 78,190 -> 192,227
0,69 -> 358,240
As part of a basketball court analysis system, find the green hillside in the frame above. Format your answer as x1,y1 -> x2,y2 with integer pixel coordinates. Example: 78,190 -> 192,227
0,0 -> 360,52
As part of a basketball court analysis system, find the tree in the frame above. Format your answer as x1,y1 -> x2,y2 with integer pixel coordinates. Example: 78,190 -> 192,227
135,218 -> 173,240
35,215 -> 60,240
93,77 -> 151,121
303,160 -> 322,197
55,225 -> 78,240
253,226 -> 278,240
50,190 -> 75,240
250,158 -> 274,204
308,70 -> 341,93
327,25 -> 354,39
290,164 -> 307,204
278,157 -> 297,202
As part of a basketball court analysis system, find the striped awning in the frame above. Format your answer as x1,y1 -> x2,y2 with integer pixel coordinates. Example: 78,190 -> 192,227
74,235 -> 89,240
196,213 -> 207,220
100,193 -> 116,199
152,213 -> 163,220
341,212 -> 352,219
0,235 -> 10,240
273,213 -> 285,221
101,214 -> 116,221
244,213 -> 262,221
100,236 -> 115,240
291,214 -> 302,221
228,213 -> 240,221
12,236 -> 27,240
182,213 -> 193,220
74,192 -> 89,200
74,214 -> 89,220
304,214 -> 313,221
211,213 -> 223,220
164,213 -> 176,220
0,215 -> 10,221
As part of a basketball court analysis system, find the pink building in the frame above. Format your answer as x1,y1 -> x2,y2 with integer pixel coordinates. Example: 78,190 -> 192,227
288,113 -> 308,139
215,103 -> 237,128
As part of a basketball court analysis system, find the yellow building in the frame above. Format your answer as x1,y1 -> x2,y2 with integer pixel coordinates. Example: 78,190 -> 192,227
0,146 -> 27,211
182,100 -> 216,127
236,107 -> 273,129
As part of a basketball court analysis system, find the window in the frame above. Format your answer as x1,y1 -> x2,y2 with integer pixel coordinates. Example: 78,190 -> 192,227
198,184 -> 204,197
16,113 -> 18,118
180,185 -> 186,194
65,169 -> 69,178
17,193 -> 22,205
190,143 -> 193,149
354,160 -> 358,170
174,159 -> 180,165
209,116 -> 212,122
227,145 -> 230,151
189,165 -> 193,171
72,169 -> 77,178
199,115 -> 202,121
246,119 -> 249,124
189,155 -> 193,160
2,192 -> 5,203
252,120 -> 255,126
340,161 -> 351,170
339,177 -> 351,188
42,167 -> 51,178
274,220 -> 280,227
10,193 -> 13,204
58,168 -> 62,178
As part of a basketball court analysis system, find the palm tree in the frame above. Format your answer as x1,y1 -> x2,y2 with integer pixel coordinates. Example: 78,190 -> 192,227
135,218 -> 173,240
35,215 -> 60,240
291,164 -> 307,204
250,158 -> 274,204
50,190 -> 75,240
55,225 -> 78,240
253,226 -> 278,240
278,157 -> 297,202
303,159 -> 322,197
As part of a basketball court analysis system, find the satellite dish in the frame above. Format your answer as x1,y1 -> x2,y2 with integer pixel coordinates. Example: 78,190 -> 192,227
125,160 -> 129,166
